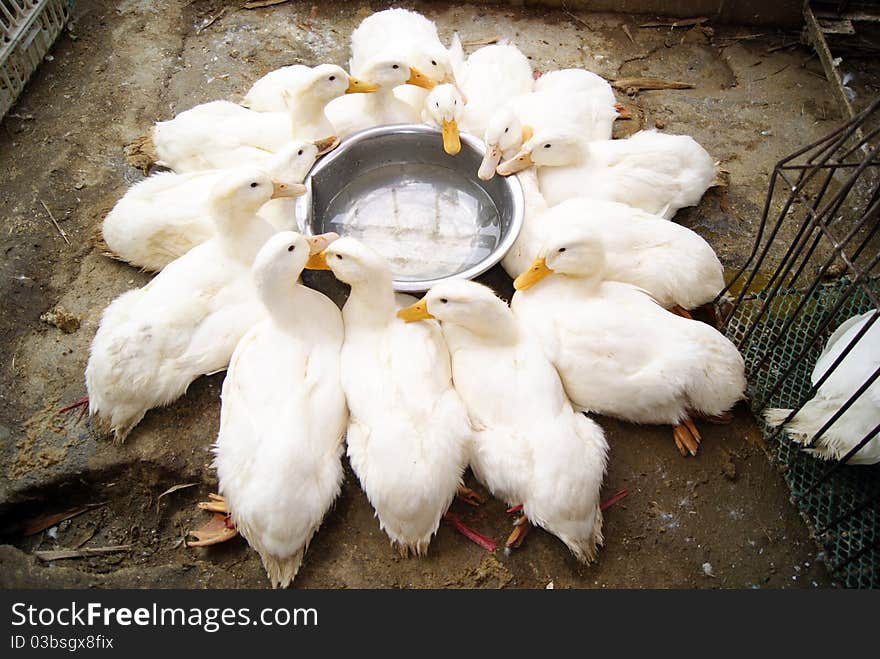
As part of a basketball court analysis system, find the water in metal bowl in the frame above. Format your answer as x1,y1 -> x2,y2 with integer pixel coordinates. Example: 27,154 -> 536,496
297,124 -> 523,292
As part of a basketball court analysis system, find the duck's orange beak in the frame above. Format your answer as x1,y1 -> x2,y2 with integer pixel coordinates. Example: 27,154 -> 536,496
442,119 -> 461,156
478,144 -> 501,180
397,298 -> 434,322
496,148 -> 534,176
514,257 -> 552,290
346,76 -> 379,93
407,67 -> 437,90
271,181 -> 307,199
305,250 -> 331,270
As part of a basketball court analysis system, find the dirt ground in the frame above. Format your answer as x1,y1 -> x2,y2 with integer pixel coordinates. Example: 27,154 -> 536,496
0,0 -> 851,588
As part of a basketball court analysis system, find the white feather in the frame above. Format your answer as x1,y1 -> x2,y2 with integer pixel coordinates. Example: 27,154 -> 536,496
511,232 -> 745,425
505,196 -> 724,309
86,170 -> 279,441
326,238 -> 471,555
214,232 -> 347,588
417,280 -> 609,563
151,65 -> 349,172
765,311 -> 880,464
536,130 -> 716,218
102,142 -> 317,271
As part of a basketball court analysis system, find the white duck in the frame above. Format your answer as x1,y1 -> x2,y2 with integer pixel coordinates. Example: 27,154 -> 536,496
504,197 -> 725,313
102,140 -> 325,272
146,65 -> 368,172
85,169 -> 332,441
305,237 -> 471,556
765,310 -> 880,464
497,129 -> 716,218
398,280 -> 609,561
511,225 -> 746,457
422,43 -> 533,155
242,62 -> 377,113
192,232 -> 347,588
478,68 -> 618,180
351,9 -> 453,95
325,55 -> 436,138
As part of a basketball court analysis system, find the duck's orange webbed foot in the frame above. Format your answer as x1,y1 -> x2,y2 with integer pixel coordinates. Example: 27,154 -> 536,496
672,417 -> 702,457
504,513 -> 532,552
59,395 -> 89,423
187,494 -> 238,547
456,484 -> 487,506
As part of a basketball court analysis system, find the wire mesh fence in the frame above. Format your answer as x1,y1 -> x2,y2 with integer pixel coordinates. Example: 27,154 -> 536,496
719,96 -> 880,588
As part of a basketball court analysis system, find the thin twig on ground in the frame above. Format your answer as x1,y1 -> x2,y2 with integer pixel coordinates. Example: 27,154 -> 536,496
40,200 -> 69,245
34,545 -> 133,562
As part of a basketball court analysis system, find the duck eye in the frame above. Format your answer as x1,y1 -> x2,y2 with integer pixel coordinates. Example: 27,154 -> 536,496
431,60 -> 437,66
436,102 -> 440,108
297,149 -> 304,156
453,100 -> 457,105
250,182 -> 258,188
440,298 -> 448,304
544,144 -> 551,149
392,64 -> 399,69
336,254 -> 343,260
558,247 -> 566,253
288,245 -> 295,252
329,75 -> 336,81
504,127 -> 509,133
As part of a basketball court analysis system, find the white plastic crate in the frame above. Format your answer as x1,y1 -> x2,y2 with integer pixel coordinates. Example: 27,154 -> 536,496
1,0 -> 70,120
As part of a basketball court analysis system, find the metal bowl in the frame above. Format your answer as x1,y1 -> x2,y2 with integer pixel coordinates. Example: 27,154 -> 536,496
296,124 -> 523,292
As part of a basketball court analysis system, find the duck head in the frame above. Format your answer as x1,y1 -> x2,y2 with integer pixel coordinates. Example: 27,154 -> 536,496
209,168 -> 304,220
252,230 -> 339,305
304,236 -> 392,288
423,83 -> 464,155
297,64 -> 378,105
356,55 -> 433,92
253,231 -> 314,288
398,279 -> 514,340
411,47 -> 454,86
265,138 -> 339,187
496,129 -> 584,175
514,224 -> 607,290
479,108 -> 533,180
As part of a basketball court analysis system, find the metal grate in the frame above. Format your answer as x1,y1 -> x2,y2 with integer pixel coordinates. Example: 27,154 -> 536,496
719,96 -> 880,588
1,0 -> 70,120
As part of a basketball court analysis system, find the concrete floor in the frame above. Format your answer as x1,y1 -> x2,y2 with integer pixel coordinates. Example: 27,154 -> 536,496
0,0 -> 847,588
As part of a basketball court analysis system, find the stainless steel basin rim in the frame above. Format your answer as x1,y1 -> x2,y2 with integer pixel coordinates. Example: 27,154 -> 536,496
296,123 -> 525,293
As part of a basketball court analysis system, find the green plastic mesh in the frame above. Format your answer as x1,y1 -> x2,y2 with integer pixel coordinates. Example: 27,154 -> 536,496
725,279 -> 880,588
